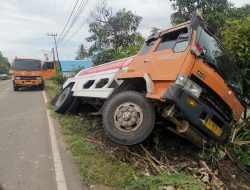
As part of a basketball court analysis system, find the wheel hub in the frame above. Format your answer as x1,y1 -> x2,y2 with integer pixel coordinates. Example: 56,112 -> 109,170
122,111 -> 131,121
114,103 -> 143,133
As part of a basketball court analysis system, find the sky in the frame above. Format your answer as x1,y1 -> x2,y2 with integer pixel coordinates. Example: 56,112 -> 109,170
0,0 -> 249,62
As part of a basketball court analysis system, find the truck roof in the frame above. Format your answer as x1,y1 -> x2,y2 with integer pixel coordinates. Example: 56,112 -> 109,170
147,21 -> 190,41
14,58 -> 41,61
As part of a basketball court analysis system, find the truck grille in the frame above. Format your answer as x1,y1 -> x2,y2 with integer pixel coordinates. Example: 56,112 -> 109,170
190,75 -> 233,123
19,76 -> 38,80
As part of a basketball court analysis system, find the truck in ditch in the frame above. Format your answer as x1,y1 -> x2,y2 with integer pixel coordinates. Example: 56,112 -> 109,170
54,13 -> 248,146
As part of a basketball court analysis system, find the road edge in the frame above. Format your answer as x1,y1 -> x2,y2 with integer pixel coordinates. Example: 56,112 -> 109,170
43,91 -> 68,190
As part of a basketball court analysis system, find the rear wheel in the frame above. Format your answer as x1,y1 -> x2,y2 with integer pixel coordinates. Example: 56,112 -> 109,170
54,86 -> 74,113
102,91 -> 155,145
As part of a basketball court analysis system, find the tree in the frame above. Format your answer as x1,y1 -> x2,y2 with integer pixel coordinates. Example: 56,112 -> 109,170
151,27 -> 161,34
75,44 -> 88,60
92,33 -> 145,66
169,0 -> 233,35
0,51 -> 10,74
87,6 -> 142,50
87,6 -> 143,65
222,15 -> 250,97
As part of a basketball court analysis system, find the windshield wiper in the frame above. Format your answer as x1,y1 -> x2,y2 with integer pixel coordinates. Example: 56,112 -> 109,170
201,55 -> 228,80
201,55 -> 245,98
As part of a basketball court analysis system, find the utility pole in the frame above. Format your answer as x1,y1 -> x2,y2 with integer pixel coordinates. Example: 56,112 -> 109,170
47,33 -> 61,70
52,48 -> 55,62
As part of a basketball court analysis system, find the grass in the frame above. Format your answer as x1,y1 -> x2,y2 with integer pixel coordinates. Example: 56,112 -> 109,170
45,80 -> 204,189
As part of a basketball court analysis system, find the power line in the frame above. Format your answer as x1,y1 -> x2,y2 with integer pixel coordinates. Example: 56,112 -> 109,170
57,0 -> 80,44
57,0 -> 89,46
57,0 -> 87,45
61,0 -> 106,45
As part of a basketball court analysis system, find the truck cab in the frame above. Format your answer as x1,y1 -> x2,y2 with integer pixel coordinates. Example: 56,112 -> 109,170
12,58 -> 44,91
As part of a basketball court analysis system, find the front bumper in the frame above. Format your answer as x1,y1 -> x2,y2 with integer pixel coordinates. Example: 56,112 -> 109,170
13,80 -> 43,87
164,85 -> 231,141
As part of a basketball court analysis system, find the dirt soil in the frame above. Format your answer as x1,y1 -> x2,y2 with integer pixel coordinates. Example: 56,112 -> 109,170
85,116 -> 250,190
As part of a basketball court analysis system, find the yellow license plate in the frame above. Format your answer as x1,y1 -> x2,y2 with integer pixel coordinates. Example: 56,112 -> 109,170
205,119 -> 223,136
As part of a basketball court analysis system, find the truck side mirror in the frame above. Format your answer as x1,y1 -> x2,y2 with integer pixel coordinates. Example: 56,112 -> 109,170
190,11 -> 203,30
191,42 -> 204,57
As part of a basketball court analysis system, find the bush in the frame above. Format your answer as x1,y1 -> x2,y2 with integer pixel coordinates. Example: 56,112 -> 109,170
51,72 -> 66,85
222,16 -> 250,97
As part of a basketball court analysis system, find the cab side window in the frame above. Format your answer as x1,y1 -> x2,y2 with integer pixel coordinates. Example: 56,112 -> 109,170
43,62 -> 54,70
156,27 -> 189,52
139,39 -> 157,56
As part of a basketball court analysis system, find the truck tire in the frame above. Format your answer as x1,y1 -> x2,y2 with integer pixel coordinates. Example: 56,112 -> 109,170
66,97 -> 80,114
39,82 -> 45,90
102,91 -> 155,145
13,86 -> 19,91
54,86 -> 74,114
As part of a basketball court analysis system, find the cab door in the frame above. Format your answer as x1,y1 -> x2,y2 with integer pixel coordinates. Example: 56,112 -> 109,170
123,37 -> 160,78
149,26 -> 191,80
42,62 -> 56,79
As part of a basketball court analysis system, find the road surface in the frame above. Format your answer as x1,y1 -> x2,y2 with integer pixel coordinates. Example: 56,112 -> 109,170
0,80 -> 85,190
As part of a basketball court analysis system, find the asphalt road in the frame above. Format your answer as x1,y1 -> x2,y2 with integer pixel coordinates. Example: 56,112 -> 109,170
0,80 -> 85,190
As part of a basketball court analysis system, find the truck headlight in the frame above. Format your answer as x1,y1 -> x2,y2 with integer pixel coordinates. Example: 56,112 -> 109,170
175,75 -> 202,98
36,77 -> 42,80
175,74 -> 188,86
184,80 -> 202,97
15,76 -> 21,80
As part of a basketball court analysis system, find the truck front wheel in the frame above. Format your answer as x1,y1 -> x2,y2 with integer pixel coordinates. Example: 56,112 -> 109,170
13,85 -> 19,91
102,91 -> 155,145
39,82 -> 45,90
54,86 -> 74,113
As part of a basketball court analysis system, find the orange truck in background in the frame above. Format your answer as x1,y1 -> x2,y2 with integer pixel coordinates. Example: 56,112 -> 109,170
54,13 -> 249,147
12,58 -> 56,91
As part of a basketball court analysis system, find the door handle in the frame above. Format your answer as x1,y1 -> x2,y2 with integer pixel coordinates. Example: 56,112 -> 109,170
144,59 -> 151,63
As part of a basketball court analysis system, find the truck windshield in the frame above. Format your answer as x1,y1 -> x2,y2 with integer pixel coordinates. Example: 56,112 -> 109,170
198,27 -> 243,95
14,59 -> 41,71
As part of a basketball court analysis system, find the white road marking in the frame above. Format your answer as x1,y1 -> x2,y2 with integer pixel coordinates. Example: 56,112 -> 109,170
42,91 -> 68,190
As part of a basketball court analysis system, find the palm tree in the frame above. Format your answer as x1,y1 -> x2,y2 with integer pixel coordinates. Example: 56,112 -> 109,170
76,44 -> 88,60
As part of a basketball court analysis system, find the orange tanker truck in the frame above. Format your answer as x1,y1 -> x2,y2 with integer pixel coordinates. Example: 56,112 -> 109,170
12,58 -> 56,91
54,13 -> 248,146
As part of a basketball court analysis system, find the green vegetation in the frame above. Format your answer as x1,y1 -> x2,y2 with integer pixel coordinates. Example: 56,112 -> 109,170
87,7 -> 142,50
79,6 -> 145,66
170,0 -> 233,35
45,80 -> 61,100
231,119 -> 250,168
126,173 -> 204,190
45,80 -> 204,189
75,44 -> 88,60
0,51 -> 11,74
223,14 -> 250,98
50,61 -> 66,85
57,114 -> 135,187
